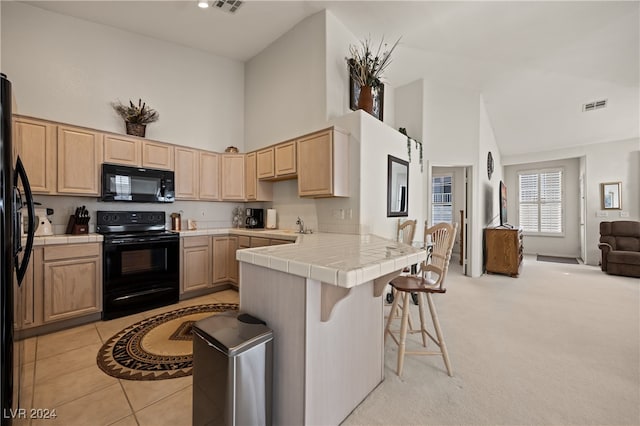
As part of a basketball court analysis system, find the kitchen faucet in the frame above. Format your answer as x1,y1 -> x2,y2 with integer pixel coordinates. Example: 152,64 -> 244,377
296,217 -> 305,234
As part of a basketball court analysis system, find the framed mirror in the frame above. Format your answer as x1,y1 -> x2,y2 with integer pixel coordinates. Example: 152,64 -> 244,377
601,182 -> 622,210
387,155 -> 409,217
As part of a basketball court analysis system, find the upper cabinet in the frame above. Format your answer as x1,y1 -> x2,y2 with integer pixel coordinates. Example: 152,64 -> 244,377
13,116 -> 57,194
257,147 -> 275,179
257,140 -> 297,181
104,134 -> 142,167
274,140 -> 297,178
220,154 -> 245,200
175,146 -> 199,200
142,140 -> 174,170
297,128 -> 349,198
57,125 -> 103,196
245,152 -> 273,202
199,151 -> 220,201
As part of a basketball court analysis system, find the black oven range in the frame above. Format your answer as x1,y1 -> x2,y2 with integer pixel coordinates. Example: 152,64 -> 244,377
97,211 -> 179,320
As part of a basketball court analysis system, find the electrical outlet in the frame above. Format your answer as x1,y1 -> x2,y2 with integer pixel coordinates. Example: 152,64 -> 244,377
201,211 -> 205,217
596,211 -> 608,218
339,209 -> 345,219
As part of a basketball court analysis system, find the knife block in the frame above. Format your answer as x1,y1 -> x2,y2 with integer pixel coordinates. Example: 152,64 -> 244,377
65,215 -> 89,235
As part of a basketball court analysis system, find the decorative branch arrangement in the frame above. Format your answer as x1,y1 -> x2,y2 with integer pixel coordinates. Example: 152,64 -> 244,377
399,127 -> 423,172
347,36 -> 401,88
111,99 -> 159,125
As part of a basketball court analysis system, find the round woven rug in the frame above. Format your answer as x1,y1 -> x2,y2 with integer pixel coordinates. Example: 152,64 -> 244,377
97,303 -> 238,381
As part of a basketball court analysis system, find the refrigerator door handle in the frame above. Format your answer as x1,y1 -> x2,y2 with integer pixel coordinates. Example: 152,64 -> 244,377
13,156 -> 35,286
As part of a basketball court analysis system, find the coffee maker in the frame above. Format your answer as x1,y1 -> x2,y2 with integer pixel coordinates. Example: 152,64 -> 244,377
245,208 -> 264,229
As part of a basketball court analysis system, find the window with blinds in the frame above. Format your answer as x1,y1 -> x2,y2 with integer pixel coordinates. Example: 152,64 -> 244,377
518,169 -> 563,234
432,175 -> 453,225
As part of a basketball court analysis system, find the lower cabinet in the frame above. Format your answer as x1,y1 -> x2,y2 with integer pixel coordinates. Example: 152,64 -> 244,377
42,243 -> 102,323
213,236 -> 239,286
181,236 -> 211,292
16,243 -> 102,331
181,235 -> 238,296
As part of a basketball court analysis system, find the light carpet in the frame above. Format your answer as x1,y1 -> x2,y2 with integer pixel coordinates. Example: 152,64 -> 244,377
344,255 -> 640,425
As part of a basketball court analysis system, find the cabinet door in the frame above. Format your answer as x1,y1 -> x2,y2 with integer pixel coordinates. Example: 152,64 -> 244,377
212,237 -> 229,283
245,152 -> 257,200
57,125 -> 103,195
228,237 -> 238,285
182,244 -> 211,292
220,154 -> 245,200
297,130 -> 333,196
175,147 -> 199,200
142,140 -> 174,170
104,134 -> 141,166
42,256 -> 101,323
275,140 -> 296,177
14,249 -> 36,330
199,152 -> 220,200
13,117 -> 57,194
257,147 -> 275,179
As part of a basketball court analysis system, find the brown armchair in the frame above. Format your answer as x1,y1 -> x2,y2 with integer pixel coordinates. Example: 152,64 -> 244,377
598,221 -> 640,278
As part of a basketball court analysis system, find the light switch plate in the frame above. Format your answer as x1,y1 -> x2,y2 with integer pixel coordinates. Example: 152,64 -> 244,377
596,211 -> 608,217
620,211 -> 630,218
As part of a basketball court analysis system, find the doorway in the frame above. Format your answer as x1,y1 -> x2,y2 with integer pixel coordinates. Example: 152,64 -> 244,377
430,166 -> 471,275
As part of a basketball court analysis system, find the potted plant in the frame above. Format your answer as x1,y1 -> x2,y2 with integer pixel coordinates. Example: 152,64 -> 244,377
347,36 -> 400,114
111,98 -> 159,137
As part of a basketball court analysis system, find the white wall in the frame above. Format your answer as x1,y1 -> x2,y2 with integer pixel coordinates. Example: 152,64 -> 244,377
358,111 -> 425,243
503,137 -> 639,265
1,2 -> 244,152
2,2 -> 247,233
244,10 -> 327,151
504,158 -> 581,258
325,10 -> 357,123
394,79 -> 423,141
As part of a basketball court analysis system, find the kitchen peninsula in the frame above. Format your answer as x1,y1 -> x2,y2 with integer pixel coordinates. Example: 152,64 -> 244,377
236,232 -> 427,425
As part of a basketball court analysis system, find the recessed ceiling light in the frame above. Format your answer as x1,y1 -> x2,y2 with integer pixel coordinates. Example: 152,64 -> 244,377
198,1 -> 209,9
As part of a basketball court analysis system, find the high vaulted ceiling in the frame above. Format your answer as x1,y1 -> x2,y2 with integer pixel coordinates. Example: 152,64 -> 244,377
23,1 -> 640,157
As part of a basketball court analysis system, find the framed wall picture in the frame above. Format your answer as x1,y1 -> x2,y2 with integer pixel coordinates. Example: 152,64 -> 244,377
348,64 -> 384,121
601,182 -> 622,210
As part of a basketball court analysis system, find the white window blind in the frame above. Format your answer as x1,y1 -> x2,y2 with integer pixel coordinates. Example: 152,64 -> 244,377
432,175 -> 453,225
518,169 -> 562,234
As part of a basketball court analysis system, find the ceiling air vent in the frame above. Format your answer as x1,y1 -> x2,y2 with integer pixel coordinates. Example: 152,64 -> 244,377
214,0 -> 242,13
582,99 -> 607,112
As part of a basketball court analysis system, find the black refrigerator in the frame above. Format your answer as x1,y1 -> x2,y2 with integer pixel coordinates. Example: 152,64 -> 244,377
1,73 -> 36,425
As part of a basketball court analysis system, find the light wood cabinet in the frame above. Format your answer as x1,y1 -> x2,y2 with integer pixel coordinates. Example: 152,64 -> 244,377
297,128 -> 349,198
104,134 -> 142,166
14,248 -> 39,330
228,237 -> 238,284
485,227 -> 523,277
245,152 -> 273,202
57,125 -> 103,195
175,146 -> 199,200
212,236 -> 240,286
212,237 -> 230,284
142,140 -> 174,170
199,152 -> 220,200
220,154 -> 245,200
257,147 -> 275,179
13,116 -> 57,194
181,236 -> 211,293
275,140 -> 297,178
42,243 -> 102,323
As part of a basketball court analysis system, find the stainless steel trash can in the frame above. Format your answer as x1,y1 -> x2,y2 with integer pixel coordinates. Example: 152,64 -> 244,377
192,311 -> 273,426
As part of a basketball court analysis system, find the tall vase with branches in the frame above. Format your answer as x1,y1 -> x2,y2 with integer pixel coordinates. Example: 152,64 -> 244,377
347,36 -> 400,115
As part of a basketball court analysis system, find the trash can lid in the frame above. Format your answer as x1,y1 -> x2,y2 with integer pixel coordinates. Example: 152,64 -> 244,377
193,311 -> 273,357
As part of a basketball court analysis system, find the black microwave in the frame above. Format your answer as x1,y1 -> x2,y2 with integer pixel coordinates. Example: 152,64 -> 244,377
101,163 -> 175,203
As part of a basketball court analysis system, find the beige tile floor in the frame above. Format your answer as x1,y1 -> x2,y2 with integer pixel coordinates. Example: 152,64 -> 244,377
21,289 -> 239,426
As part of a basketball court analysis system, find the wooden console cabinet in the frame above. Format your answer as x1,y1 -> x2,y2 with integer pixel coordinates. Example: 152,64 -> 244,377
485,227 -> 523,277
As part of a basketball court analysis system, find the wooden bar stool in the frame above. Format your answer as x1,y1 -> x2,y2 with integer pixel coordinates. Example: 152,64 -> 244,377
384,222 -> 458,377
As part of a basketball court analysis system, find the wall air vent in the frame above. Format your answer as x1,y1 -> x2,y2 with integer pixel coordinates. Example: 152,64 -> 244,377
582,99 -> 607,112
214,0 -> 242,13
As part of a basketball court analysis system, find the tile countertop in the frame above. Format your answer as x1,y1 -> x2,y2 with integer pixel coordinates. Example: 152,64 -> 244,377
236,233 -> 428,288
176,228 -> 299,240
23,233 -> 104,246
